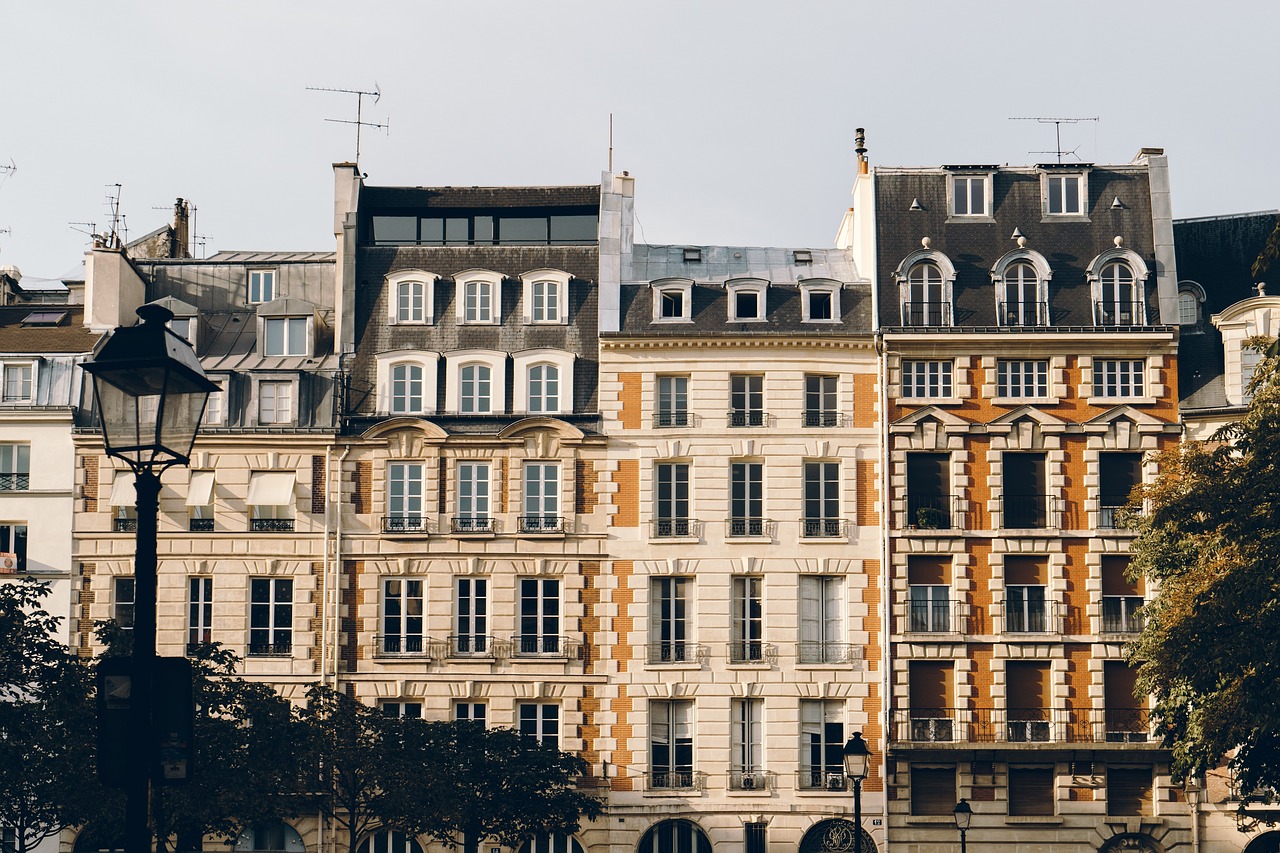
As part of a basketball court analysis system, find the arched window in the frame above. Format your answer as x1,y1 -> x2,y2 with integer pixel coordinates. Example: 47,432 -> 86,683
1178,291 -> 1199,326
638,820 -> 711,853
357,830 -> 422,853
799,819 -> 878,853
460,364 -> 492,413
391,363 -> 424,414
906,263 -> 947,326
528,364 -> 560,413
464,281 -> 493,323
235,821 -> 305,853
520,835 -> 583,853
397,281 -> 426,323
1098,262 -> 1139,325
1001,262 -> 1042,326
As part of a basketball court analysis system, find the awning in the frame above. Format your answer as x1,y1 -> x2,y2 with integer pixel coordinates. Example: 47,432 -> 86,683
186,471 -> 216,507
246,471 -> 296,507
109,477 -> 135,506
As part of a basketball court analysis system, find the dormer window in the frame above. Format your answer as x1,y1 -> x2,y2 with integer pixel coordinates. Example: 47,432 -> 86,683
521,269 -> 572,325
374,351 -> 441,416
1040,168 -> 1090,218
1,362 -> 33,403
455,270 -> 503,325
444,350 -> 507,414
651,279 -> 694,323
662,291 -> 684,317
263,317 -> 308,357
248,270 -> 276,304
945,169 -> 994,220
386,271 -> 438,325
169,316 -> 195,344
726,279 -> 768,323
800,279 -> 841,323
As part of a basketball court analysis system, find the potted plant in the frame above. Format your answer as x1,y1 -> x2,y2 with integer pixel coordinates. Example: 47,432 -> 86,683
916,505 -> 944,529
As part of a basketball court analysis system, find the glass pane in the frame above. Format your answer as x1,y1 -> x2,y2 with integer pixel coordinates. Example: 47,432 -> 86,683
501,217 -> 549,245
474,216 -> 494,242
549,214 -> 598,243
445,218 -> 469,244
419,218 -> 444,244
372,216 -> 417,244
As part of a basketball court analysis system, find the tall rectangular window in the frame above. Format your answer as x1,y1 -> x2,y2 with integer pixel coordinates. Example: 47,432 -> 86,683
729,374 -> 764,427
248,270 -> 275,303
3,364 -> 33,402
911,766 -> 957,815
907,453 -> 951,529
997,360 -> 1049,398
382,578 -> 425,654
1005,557 -> 1049,633
518,578 -> 560,655
951,175 -> 987,216
0,444 -> 29,491
258,381 -> 293,424
188,577 -> 213,648
731,576 -> 763,662
263,317 -> 307,357
397,281 -> 425,322
731,698 -> 763,787
455,702 -> 487,725
1003,452 -> 1048,528
1243,345 -> 1264,400
531,280 -> 560,322
527,364 -> 560,413
391,363 -> 424,414
518,703 -> 560,749
454,577 -> 488,655
459,364 -> 492,413
802,461 -> 840,537
656,376 -> 690,427
249,578 -> 292,656
798,575 -> 843,664
1093,359 -> 1145,397
456,462 -> 491,531
388,463 -> 425,526
650,700 -> 694,789
908,557 -> 951,633
1102,556 -> 1145,634
909,661 -> 955,742
0,523 -> 26,572
901,360 -> 953,398
114,576 -> 136,629
804,374 -> 839,427
800,700 -> 845,789
655,462 -> 690,536
1046,174 -> 1083,215
1108,767 -> 1153,816
1105,661 -> 1148,742
464,281 -> 493,323
650,577 -> 690,663
1006,661 -> 1052,742
729,462 -> 763,536
1099,452 -> 1142,528
522,463 -> 560,531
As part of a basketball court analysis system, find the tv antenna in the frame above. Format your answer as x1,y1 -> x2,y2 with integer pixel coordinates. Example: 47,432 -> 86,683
1009,116 -> 1099,163
0,159 -> 14,196
103,184 -> 124,247
308,84 -> 388,162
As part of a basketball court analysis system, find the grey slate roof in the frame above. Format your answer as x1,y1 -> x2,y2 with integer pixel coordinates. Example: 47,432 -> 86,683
629,245 -> 858,284
201,251 -> 336,264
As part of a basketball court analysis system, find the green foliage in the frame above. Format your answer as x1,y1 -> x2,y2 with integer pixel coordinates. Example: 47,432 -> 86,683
1250,213 -> 1280,279
1129,344 -> 1280,806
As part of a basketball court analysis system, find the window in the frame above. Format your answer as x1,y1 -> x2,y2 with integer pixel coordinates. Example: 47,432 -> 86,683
727,281 -> 767,322
997,360 -> 1049,399
114,577 -> 135,629
1096,262 -> 1141,325
520,836 -> 585,853
382,579 -> 425,654
1178,290 -> 1199,326
247,471 -> 296,532
168,316 -> 195,344
2,363 -> 32,403
522,463 -> 560,532
656,375 -> 689,427
258,381 -> 294,425
518,703 -> 560,748
651,279 -> 694,322
729,463 -> 764,537
456,462 -> 491,531
1099,452 -> 1142,528
1045,174 -> 1084,216
951,174 -> 988,216
1003,452 -> 1048,528
650,700 -> 695,789
907,453 -> 951,529
801,282 -> 840,322
1108,767 -> 1153,816
0,444 -> 29,490
464,281 -> 494,323
381,702 -> 423,719
531,281 -> 560,322
357,831 -> 423,853
188,577 -> 213,648
373,213 -> 597,247
454,577 -> 488,655
901,360 -> 953,399
650,577 -> 691,663
731,698 -> 763,787
1000,262 -> 1043,325
1092,359 -> 1145,398
203,379 -> 227,426
731,576 -> 764,662
638,822 -> 710,853
658,290 -> 687,320
455,702 -> 487,725
804,374 -> 839,427
1008,768 -> 1059,814
1105,661 -> 1148,741
905,263 -> 948,326
1006,661 -> 1051,741
390,363 -> 424,414
908,557 -> 950,632
187,470 -> 215,532
0,523 -> 26,572
249,578 -> 292,656
802,462 -> 840,538
387,463 -> 425,529
729,374 -> 764,427
799,700 -> 845,789
654,462 -> 691,537
911,766 -> 957,815
235,821 -> 304,853
263,317 -> 308,356
1102,556 -> 1144,633
1005,557 -> 1049,633
521,271 -> 571,324
909,661 -> 954,741
1243,344 -> 1264,400
397,281 -> 426,323
798,575 -> 843,663
527,364 -> 560,413
460,364 -> 492,414
248,270 -> 275,304
517,578 -> 560,655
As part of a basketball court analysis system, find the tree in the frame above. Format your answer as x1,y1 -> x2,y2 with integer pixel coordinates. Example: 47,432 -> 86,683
0,578 -> 103,853
1129,345 -> 1280,804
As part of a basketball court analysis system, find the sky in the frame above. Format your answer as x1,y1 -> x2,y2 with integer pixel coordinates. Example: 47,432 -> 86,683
2,0 -> 1277,281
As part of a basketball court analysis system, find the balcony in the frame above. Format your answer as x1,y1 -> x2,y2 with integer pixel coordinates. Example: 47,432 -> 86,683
0,472 -> 29,491
906,600 -> 967,635
452,517 -> 496,534
1097,499 -> 1134,530
800,518 -> 848,539
796,642 -> 862,665
653,411 -> 692,428
727,517 -> 771,538
906,495 -> 957,530
1002,494 -> 1062,529
250,518 -> 294,532
900,301 -> 953,327
510,634 -> 587,661
376,634 -> 439,658
727,411 -> 770,428
645,642 -> 708,665
1003,597 -> 1062,635
1094,300 -> 1147,326
517,515 -> 566,534
798,770 -> 849,791
803,411 -> 844,428
1102,708 -> 1152,743
1101,596 -> 1145,634
189,518 -> 215,533
997,300 -> 1050,327
890,707 -> 1158,745
114,518 -> 138,533
651,518 -> 699,538
645,770 -> 705,792
448,634 -> 496,658
729,770 -> 772,791
727,640 -> 776,665
247,641 -> 292,657
383,515 -> 430,534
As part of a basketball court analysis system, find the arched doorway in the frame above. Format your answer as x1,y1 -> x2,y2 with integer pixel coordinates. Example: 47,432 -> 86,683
1244,831 -> 1280,853
235,821 -> 305,853
638,819 -> 711,853
799,819 -> 877,853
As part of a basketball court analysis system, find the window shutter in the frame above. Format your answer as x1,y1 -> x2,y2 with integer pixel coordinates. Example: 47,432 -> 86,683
910,766 -> 957,815
823,578 -> 842,647
799,577 -> 821,645
1108,767 -> 1153,815
1009,767 -> 1055,815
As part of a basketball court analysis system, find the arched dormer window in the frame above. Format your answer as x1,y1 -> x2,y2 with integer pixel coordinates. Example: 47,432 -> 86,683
520,269 -> 571,325
651,278 -> 694,323
1178,280 -> 1207,329
991,249 -> 1053,326
799,278 -> 842,323
513,349 -> 575,415
374,351 -> 440,416
454,270 -> 504,325
1086,245 -> 1150,326
894,248 -> 956,327
445,349 -> 507,414
726,277 -> 769,322
386,270 -> 439,325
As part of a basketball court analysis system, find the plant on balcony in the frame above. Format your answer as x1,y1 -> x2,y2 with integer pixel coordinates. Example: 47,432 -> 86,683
916,505 -> 944,529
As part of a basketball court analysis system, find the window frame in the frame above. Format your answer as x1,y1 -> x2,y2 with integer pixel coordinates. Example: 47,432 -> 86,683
651,278 -> 694,323
386,270 -> 439,325
730,575 -> 764,662
1090,358 -> 1148,400
731,697 -> 763,781
255,378 -> 297,426
799,278 -> 842,323
387,462 -> 426,524
649,699 -> 695,789
454,576 -> 489,656
248,577 -> 293,656
0,443 -> 30,491
655,375 -> 690,428
798,575 -> 844,663
455,270 -> 503,325
523,463 -> 561,528
726,278 -> 768,323
517,702 -> 560,749
375,351 -> 440,416
517,577 -> 561,655
947,172 -> 992,219
247,269 -> 276,304
1040,169 -> 1089,219
456,462 -> 492,527
0,361 -> 35,404
654,462 -> 692,536
114,576 -> 136,629
188,576 -> 214,648
650,576 -> 691,662
996,359 -> 1050,400
512,349 -> 574,415
445,350 -> 506,415
901,359 -> 955,400
894,250 -> 956,328
729,374 -> 765,427
804,374 -> 840,428
261,316 -> 310,358
381,577 -> 426,655
521,269 -> 571,325
799,699 -> 846,789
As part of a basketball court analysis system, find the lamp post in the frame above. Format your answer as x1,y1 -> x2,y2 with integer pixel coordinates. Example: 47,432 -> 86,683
1185,777 -> 1202,853
84,304 -> 215,853
953,798 -> 972,853
842,732 -> 871,853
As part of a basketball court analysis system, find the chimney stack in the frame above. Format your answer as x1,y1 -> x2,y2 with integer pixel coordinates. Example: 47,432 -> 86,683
855,127 -> 869,175
172,198 -> 191,258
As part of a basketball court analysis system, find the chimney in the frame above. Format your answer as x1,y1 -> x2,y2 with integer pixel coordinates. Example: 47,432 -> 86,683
855,127 -> 869,175
172,198 -> 191,258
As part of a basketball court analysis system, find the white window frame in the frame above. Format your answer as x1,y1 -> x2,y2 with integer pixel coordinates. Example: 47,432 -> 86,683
894,250 -> 957,327
1091,359 -> 1147,399
168,316 -> 197,346
0,443 -> 30,491
256,378 -> 296,425
948,172 -> 992,219
247,269 -> 276,304
991,249 -> 1053,327
656,375 -> 690,427
650,576 -> 691,661
799,699 -> 846,788
798,575 -> 843,664
1041,170 -> 1089,218
996,359 -> 1050,400
0,522 -> 27,572
731,697 -> 763,779
518,702 -> 560,748
651,278 -> 694,323
387,462 -> 426,522
512,349 -> 574,415
454,576 -> 489,655
726,278 -> 768,323
1178,281 -> 1206,329
202,377 -> 228,426
650,699 -> 695,788
455,269 -> 503,324
456,462 -> 491,523
1086,248 -> 1150,326
248,577 -> 293,656
523,463 -> 561,523
455,701 -> 487,724
730,575 -> 764,662
521,269 -> 571,325
261,316 -> 311,357
901,360 -> 955,400
445,350 -> 506,415
908,584 -> 951,633
188,576 -> 214,647
374,351 -> 440,416
517,577 -> 561,653
381,577 -> 426,655
0,361 -> 35,403
386,270 -> 439,325
799,278 -> 842,323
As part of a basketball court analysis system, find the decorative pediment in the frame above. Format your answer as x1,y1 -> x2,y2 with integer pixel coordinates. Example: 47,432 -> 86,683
1082,405 -> 1173,434
889,405 -> 970,434
497,417 -> 585,442
987,405 -> 1068,434
361,417 -> 449,444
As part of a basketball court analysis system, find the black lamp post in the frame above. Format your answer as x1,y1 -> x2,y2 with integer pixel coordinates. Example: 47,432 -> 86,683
953,798 -> 972,853
83,304 -> 215,853
842,732 -> 871,853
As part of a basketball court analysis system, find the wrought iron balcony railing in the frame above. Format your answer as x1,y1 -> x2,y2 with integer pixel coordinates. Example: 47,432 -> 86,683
796,642 -> 862,665
383,515 -> 430,533
997,300 -> 1050,327
653,411 -> 692,428
518,515 -> 566,534
727,517 -> 771,538
798,770 -> 850,791
247,641 -> 292,657
727,640 -> 776,664
1101,596 -> 1146,634
727,410 -> 770,428
0,472 -> 30,491
377,634 -> 440,658
729,770 -> 772,791
890,707 -> 1158,745
250,518 -> 294,532
803,411 -> 845,428
651,518 -> 700,538
189,518 -> 215,533
452,516 -> 496,534
906,495 -> 957,530
800,518 -> 848,539
645,641 -> 708,665
510,634 -> 587,661
900,301 -> 953,327
1002,494 -> 1063,529
645,770 -> 705,792
1094,300 -> 1147,326
114,518 -> 138,533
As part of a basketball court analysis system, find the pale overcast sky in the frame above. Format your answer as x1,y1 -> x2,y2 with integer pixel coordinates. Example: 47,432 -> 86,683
1,1 -> 1276,279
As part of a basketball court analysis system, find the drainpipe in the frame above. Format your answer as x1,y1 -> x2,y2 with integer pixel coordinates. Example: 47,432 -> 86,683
332,442 -> 351,690
876,329 -> 892,846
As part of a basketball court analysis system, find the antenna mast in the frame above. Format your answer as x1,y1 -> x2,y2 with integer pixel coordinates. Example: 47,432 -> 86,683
308,84 -> 388,162
608,113 -> 614,173
1009,116 -> 1099,163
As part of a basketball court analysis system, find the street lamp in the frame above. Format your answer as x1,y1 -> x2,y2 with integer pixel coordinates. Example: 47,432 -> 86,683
84,303 -> 215,853
1185,777 -> 1202,853
953,798 -> 972,853
843,732 -> 872,853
